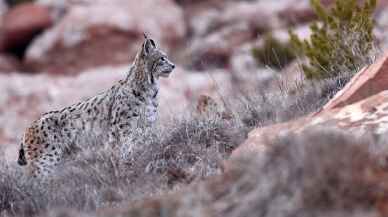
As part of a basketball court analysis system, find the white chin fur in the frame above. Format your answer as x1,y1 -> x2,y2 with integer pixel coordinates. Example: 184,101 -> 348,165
160,72 -> 171,77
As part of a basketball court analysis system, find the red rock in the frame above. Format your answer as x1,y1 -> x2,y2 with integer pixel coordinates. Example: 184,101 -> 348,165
24,0 -> 186,75
279,0 -> 388,25
379,0 -> 388,9
0,3 -> 53,53
377,197 -> 388,217
322,51 -> 388,111
0,53 -> 21,72
231,90 -> 388,160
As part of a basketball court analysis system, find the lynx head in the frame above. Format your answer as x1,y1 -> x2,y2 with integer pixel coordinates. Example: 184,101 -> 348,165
136,35 -> 175,80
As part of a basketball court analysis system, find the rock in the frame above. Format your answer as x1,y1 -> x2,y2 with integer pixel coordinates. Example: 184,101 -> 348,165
96,116 -> 388,217
24,0 -> 186,74
230,42 -> 258,75
374,6 -> 388,49
278,0 -> 316,25
0,53 -> 21,72
269,24 -> 311,44
159,67 -> 232,117
178,0 -> 223,35
196,95 -> 218,115
195,94 -> 232,120
218,1 -> 283,34
174,0 -> 217,7
186,5 -> 222,38
0,2 -> 53,56
379,0 -> 388,10
0,0 -> 7,16
229,42 -> 276,93
231,90 -> 388,160
184,0 -> 284,70
275,0 -> 331,25
230,24 -> 310,85
322,51 -> 388,112
276,0 -> 334,25
187,23 -> 253,70
277,60 -> 306,88
35,0 -> 68,22
278,0 -> 388,25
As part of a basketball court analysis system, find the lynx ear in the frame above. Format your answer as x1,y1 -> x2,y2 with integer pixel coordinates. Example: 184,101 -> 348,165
143,37 -> 156,55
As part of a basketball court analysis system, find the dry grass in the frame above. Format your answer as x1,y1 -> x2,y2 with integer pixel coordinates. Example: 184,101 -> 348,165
0,70 -> 366,217
110,127 -> 388,217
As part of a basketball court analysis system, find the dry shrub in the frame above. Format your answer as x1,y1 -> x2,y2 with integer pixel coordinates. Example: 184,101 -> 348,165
90,127 -> 388,217
0,66 -> 360,217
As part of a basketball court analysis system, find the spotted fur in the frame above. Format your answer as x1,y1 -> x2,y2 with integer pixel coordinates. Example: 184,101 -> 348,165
18,36 -> 175,178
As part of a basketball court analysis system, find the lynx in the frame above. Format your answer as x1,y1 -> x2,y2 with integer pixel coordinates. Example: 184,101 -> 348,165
17,35 -> 175,177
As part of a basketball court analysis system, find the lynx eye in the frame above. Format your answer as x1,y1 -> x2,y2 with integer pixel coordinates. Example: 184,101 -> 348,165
160,57 -> 166,62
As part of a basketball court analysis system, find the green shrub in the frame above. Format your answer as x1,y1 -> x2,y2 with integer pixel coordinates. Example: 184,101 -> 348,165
289,0 -> 376,79
252,34 -> 296,69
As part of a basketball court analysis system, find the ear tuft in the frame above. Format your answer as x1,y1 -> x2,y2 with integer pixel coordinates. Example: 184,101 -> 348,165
143,37 -> 156,55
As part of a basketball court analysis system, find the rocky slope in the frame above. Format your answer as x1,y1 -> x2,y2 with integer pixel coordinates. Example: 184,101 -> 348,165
93,40 -> 388,217
25,68 -> 388,216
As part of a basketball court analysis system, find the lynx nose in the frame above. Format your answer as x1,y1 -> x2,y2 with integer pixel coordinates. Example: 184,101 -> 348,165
171,64 -> 175,69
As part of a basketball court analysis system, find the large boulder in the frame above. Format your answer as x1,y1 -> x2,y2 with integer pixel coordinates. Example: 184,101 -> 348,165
322,51 -> 388,111
230,50 -> 388,159
231,90 -> 388,160
24,0 -> 186,74
0,2 -> 53,55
